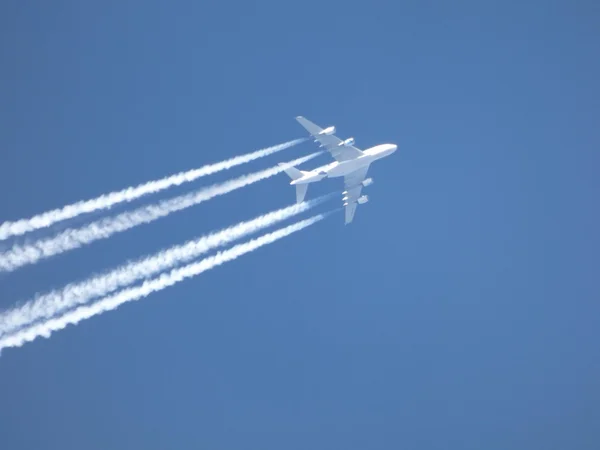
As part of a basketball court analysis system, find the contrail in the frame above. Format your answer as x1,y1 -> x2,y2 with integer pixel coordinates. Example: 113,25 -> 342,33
0,213 -> 330,352
0,152 -> 322,273
0,194 -> 334,336
0,138 -> 306,242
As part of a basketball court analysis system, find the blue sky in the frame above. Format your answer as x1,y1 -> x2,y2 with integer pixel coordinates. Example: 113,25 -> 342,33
1,1 -> 599,449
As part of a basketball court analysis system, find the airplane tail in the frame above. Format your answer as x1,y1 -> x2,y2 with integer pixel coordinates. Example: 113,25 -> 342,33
279,163 -> 309,203
295,184 -> 308,203
279,163 -> 305,181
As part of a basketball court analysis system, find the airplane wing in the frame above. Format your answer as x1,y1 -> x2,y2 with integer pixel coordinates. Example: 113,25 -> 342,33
296,116 -> 363,162
343,165 -> 370,224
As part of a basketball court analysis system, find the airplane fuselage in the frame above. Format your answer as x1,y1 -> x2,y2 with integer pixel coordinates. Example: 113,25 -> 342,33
290,143 -> 397,185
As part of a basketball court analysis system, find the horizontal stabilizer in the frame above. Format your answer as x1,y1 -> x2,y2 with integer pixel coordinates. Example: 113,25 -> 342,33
295,184 -> 308,203
278,163 -> 305,181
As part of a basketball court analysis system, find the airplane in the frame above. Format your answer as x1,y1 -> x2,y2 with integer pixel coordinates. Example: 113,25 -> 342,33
280,116 -> 398,224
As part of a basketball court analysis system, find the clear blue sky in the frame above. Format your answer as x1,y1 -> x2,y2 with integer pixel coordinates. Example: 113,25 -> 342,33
1,1 -> 598,449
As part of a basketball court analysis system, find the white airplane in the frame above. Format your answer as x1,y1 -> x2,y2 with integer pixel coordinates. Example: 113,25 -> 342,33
280,116 -> 398,224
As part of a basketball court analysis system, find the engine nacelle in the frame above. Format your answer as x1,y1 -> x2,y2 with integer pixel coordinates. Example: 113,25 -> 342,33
318,126 -> 336,136
338,137 -> 355,147
362,177 -> 373,187
357,195 -> 369,204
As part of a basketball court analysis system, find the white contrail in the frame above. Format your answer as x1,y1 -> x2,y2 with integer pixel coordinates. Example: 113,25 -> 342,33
0,213 -> 329,352
0,152 -> 322,273
0,194 -> 334,336
0,138 -> 306,242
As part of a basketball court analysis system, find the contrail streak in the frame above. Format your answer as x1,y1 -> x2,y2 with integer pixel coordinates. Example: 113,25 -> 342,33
0,138 -> 306,242
0,213 -> 329,352
0,152 -> 321,273
0,194 -> 334,336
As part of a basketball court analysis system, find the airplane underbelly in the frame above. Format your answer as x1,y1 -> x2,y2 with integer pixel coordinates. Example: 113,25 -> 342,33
327,159 -> 368,177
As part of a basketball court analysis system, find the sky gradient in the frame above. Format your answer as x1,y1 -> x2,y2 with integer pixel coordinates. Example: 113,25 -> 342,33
1,1 -> 599,449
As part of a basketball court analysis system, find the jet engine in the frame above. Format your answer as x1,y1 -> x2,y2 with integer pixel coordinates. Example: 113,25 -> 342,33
342,194 -> 369,204
362,177 -> 373,187
318,126 -> 336,135
338,137 -> 355,147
